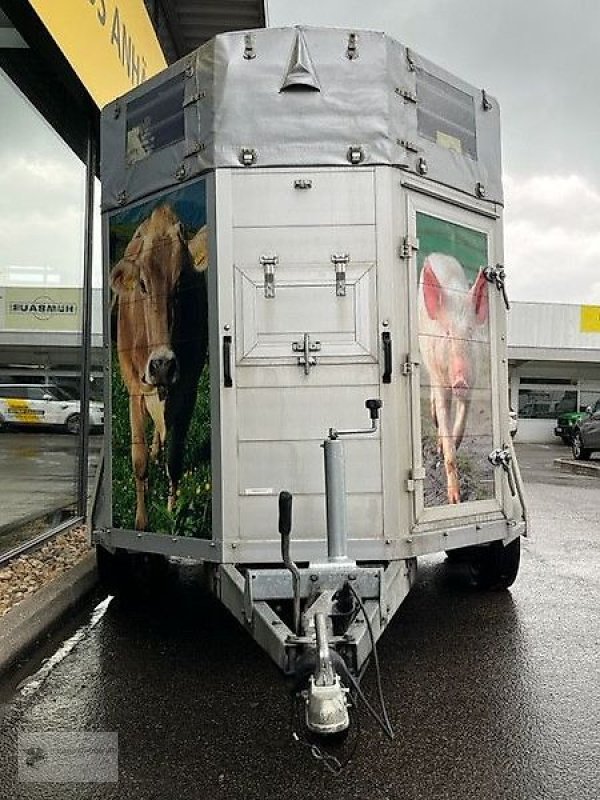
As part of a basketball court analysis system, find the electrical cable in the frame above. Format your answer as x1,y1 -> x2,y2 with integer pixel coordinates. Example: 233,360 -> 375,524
346,582 -> 395,740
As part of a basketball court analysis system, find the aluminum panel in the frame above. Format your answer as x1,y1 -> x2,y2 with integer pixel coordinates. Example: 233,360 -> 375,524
231,169 -> 375,228
233,225 -> 377,266
237,493 -> 382,541
238,438 -> 382,496
237,385 -> 381,440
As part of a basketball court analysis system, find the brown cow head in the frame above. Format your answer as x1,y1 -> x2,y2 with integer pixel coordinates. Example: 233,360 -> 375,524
111,205 -> 192,399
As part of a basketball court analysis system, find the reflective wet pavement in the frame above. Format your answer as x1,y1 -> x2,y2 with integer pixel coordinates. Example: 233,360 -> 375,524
1,443 -> 599,799
0,432 -> 102,540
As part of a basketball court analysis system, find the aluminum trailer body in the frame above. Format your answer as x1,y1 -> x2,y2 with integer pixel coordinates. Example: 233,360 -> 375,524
95,26 -> 526,735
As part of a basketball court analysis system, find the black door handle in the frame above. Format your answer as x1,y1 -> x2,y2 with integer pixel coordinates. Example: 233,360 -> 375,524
223,335 -> 233,387
382,331 -> 392,384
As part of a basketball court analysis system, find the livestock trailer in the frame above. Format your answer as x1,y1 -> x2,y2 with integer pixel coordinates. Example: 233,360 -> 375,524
94,26 -> 527,739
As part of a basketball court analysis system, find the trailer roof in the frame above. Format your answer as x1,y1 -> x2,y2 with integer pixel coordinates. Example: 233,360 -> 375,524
102,26 -> 503,211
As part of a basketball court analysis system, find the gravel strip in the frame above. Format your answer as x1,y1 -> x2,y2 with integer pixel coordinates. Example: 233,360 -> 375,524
0,528 -> 91,617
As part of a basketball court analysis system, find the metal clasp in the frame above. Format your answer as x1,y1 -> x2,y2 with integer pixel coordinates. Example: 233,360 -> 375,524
488,447 -> 516,496
292,333 -> 321,375
243,33 -> 256,60
260,254 -> 278,298
240,147 -> 257,166
347,146 -> 364,165
483,264 -> 510,310
331,253 -> 349,297
346,32 -> 359,60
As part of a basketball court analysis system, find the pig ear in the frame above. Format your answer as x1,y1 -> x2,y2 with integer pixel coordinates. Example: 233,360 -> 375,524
422,261 -> 444,320
470,269 -> 489,324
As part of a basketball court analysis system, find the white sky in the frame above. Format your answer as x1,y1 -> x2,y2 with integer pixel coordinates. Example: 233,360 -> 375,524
1,2 -> 599,302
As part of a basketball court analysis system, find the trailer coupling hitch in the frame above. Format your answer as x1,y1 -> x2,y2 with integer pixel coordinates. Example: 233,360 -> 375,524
278,492 -> 350,735
303,612 -> 350,735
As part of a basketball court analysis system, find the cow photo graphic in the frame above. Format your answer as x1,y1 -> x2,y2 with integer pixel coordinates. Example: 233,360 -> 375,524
416,213 -> 495,507
109,181 -> 211,536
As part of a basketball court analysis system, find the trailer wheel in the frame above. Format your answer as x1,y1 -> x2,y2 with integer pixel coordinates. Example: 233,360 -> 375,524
467,538 -> 521,591
96,546 -> 170,597
96,546 -> 133,596
445,548 -> 471,563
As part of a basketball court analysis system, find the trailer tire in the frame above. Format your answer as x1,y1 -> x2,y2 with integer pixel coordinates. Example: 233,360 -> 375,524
96,546 -> 135,596
96,546 -> 170,597
467,538 -> 521,591
445,548 -> 471,563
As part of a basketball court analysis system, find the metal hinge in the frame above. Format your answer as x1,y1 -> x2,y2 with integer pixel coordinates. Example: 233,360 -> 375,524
399,236 -> 419,259
406,467 -> 426,492
402,357 -> 419,376
395,87 -> 417,104
184,141 -> 207,157
183,90 -> 206,107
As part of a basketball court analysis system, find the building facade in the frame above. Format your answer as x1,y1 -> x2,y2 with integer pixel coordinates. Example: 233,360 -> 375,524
508,302 -> 600,443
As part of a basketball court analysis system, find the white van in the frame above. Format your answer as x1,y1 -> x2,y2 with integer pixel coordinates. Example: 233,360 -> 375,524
0,384 -> 104,434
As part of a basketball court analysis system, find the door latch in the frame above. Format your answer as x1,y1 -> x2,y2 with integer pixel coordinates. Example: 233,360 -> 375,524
292,333 -> 321,375
260,254 -> 278,298
331,253 -> 349,296
483,264 -> 510,310
488,447 -> 516,496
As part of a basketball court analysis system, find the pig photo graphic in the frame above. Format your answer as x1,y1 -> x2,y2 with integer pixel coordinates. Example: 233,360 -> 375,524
418,248 -> 494,507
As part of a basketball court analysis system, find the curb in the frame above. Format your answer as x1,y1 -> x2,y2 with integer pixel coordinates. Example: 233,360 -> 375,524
554,458 -> 600,478
0,551 -> 98,676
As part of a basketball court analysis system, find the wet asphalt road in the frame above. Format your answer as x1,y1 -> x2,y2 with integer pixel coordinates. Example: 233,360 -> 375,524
1,443 -> 599,799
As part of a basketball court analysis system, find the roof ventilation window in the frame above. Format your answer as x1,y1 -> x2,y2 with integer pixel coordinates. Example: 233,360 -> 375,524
280,29 -> 321,92
416,70 -> 477,160
126,74 -> 185,165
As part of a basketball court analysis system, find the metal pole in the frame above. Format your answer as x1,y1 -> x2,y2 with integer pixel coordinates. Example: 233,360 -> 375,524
323,437 -> 348,562
77,123 -> 95,519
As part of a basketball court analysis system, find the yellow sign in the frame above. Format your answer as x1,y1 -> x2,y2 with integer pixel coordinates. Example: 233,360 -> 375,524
27,0 -> 167,108
5,288 -> 82,332
580,305 -> 600,333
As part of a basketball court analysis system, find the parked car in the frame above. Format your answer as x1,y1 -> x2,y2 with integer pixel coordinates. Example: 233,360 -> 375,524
555,408 -> 589,444
0,384 -> 104,434
572,402 -> 600,460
